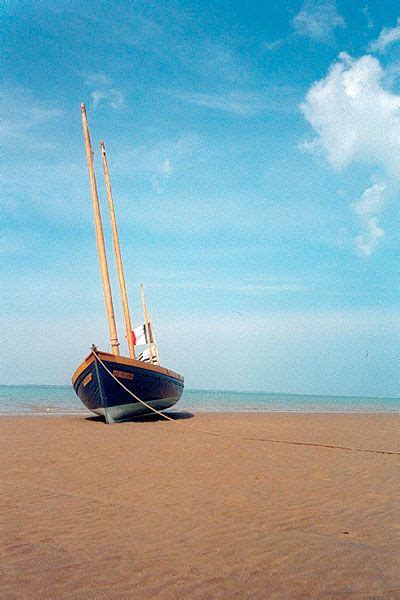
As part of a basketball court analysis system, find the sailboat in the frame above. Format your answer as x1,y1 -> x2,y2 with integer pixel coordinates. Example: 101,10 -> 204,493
71,104 -> 184,423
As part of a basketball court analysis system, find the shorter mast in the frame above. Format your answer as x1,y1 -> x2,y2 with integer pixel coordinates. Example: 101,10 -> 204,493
148,312 -> 160,365
100,141 -> 135,359
81,104 -> 120,356
140,283 -> 155,364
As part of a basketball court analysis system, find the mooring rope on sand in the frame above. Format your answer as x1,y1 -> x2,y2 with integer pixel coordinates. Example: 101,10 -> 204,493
91,350 -> 400,456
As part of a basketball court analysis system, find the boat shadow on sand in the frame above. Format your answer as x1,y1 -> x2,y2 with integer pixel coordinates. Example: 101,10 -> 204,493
85,410 -> 194,424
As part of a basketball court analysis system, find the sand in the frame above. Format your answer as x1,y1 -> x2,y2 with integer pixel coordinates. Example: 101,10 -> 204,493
0,412 -> 399,599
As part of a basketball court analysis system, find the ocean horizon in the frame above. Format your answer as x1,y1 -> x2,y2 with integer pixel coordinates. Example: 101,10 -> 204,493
0,384 -> 399,416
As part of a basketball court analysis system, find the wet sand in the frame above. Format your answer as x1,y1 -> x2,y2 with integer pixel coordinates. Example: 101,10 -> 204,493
1,412 -> 399,599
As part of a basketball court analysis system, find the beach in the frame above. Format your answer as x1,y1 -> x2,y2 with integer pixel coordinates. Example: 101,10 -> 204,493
1,412 -> 399,599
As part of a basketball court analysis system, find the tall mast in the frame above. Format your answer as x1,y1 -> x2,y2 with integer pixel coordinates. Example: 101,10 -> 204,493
80,104 -> 120,356
141,283 -> 155,363
100,141 -> 135,359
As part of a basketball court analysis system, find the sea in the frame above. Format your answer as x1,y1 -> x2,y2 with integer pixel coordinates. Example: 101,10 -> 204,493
0,385 -> 399,416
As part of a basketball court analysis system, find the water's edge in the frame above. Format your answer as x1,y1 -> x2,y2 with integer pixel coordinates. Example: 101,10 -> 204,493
0,385 -> 399,416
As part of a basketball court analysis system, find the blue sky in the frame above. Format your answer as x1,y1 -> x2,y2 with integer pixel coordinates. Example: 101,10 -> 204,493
2,0 -> 400,395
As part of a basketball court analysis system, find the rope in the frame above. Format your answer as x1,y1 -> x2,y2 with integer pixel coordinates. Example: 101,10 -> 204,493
91,350 -> 220,436
91,350 -> 400,456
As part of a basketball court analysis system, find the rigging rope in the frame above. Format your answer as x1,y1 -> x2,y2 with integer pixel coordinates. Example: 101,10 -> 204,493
90,350 -> 400,456
91,349 -> 220,436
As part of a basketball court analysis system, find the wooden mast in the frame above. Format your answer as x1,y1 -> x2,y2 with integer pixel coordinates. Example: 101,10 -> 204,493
100,141 -> 135,359
148,312 -> 160,365
140,283 -> 155,363
80,103 -> 120,356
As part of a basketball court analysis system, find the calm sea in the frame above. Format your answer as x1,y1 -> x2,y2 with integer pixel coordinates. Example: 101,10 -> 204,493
0,385 -> 399,416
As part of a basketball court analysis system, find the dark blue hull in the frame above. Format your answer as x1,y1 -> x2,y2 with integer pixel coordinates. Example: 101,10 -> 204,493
72,352 -> 184,423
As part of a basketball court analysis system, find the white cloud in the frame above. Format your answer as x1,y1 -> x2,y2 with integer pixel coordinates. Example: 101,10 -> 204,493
263,38 -> 285,51
165,86 -> 299,115
298,138 -> 322,154
369,17 -> 400,53
353,183 -> 386,216
84,72 -> 112,85
84,73 -> 124,109
352,184 -> 386,256
170,90 -> 263,115
292,0 -> 345,42
91,89 -> 124,109
354,217 -> 384,256
300,53 -> 400,176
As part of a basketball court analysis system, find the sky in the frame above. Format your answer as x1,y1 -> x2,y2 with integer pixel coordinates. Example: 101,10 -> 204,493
2,0 -> 400,395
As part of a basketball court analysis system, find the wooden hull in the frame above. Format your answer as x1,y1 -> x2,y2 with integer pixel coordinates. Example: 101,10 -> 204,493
72,351 -> 184,423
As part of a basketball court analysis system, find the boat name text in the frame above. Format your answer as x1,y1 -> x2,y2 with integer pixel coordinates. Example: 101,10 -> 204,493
113,370 -> 134,380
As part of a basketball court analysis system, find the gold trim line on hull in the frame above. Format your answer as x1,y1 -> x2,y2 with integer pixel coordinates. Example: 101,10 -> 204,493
71,350 -> 184,386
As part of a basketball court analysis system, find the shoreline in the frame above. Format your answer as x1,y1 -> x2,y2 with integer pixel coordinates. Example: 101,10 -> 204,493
0,408 -> 399,418
2,386 -> 399,417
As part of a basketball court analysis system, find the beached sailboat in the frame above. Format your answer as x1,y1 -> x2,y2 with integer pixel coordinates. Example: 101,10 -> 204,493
71,104 -> 184,423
